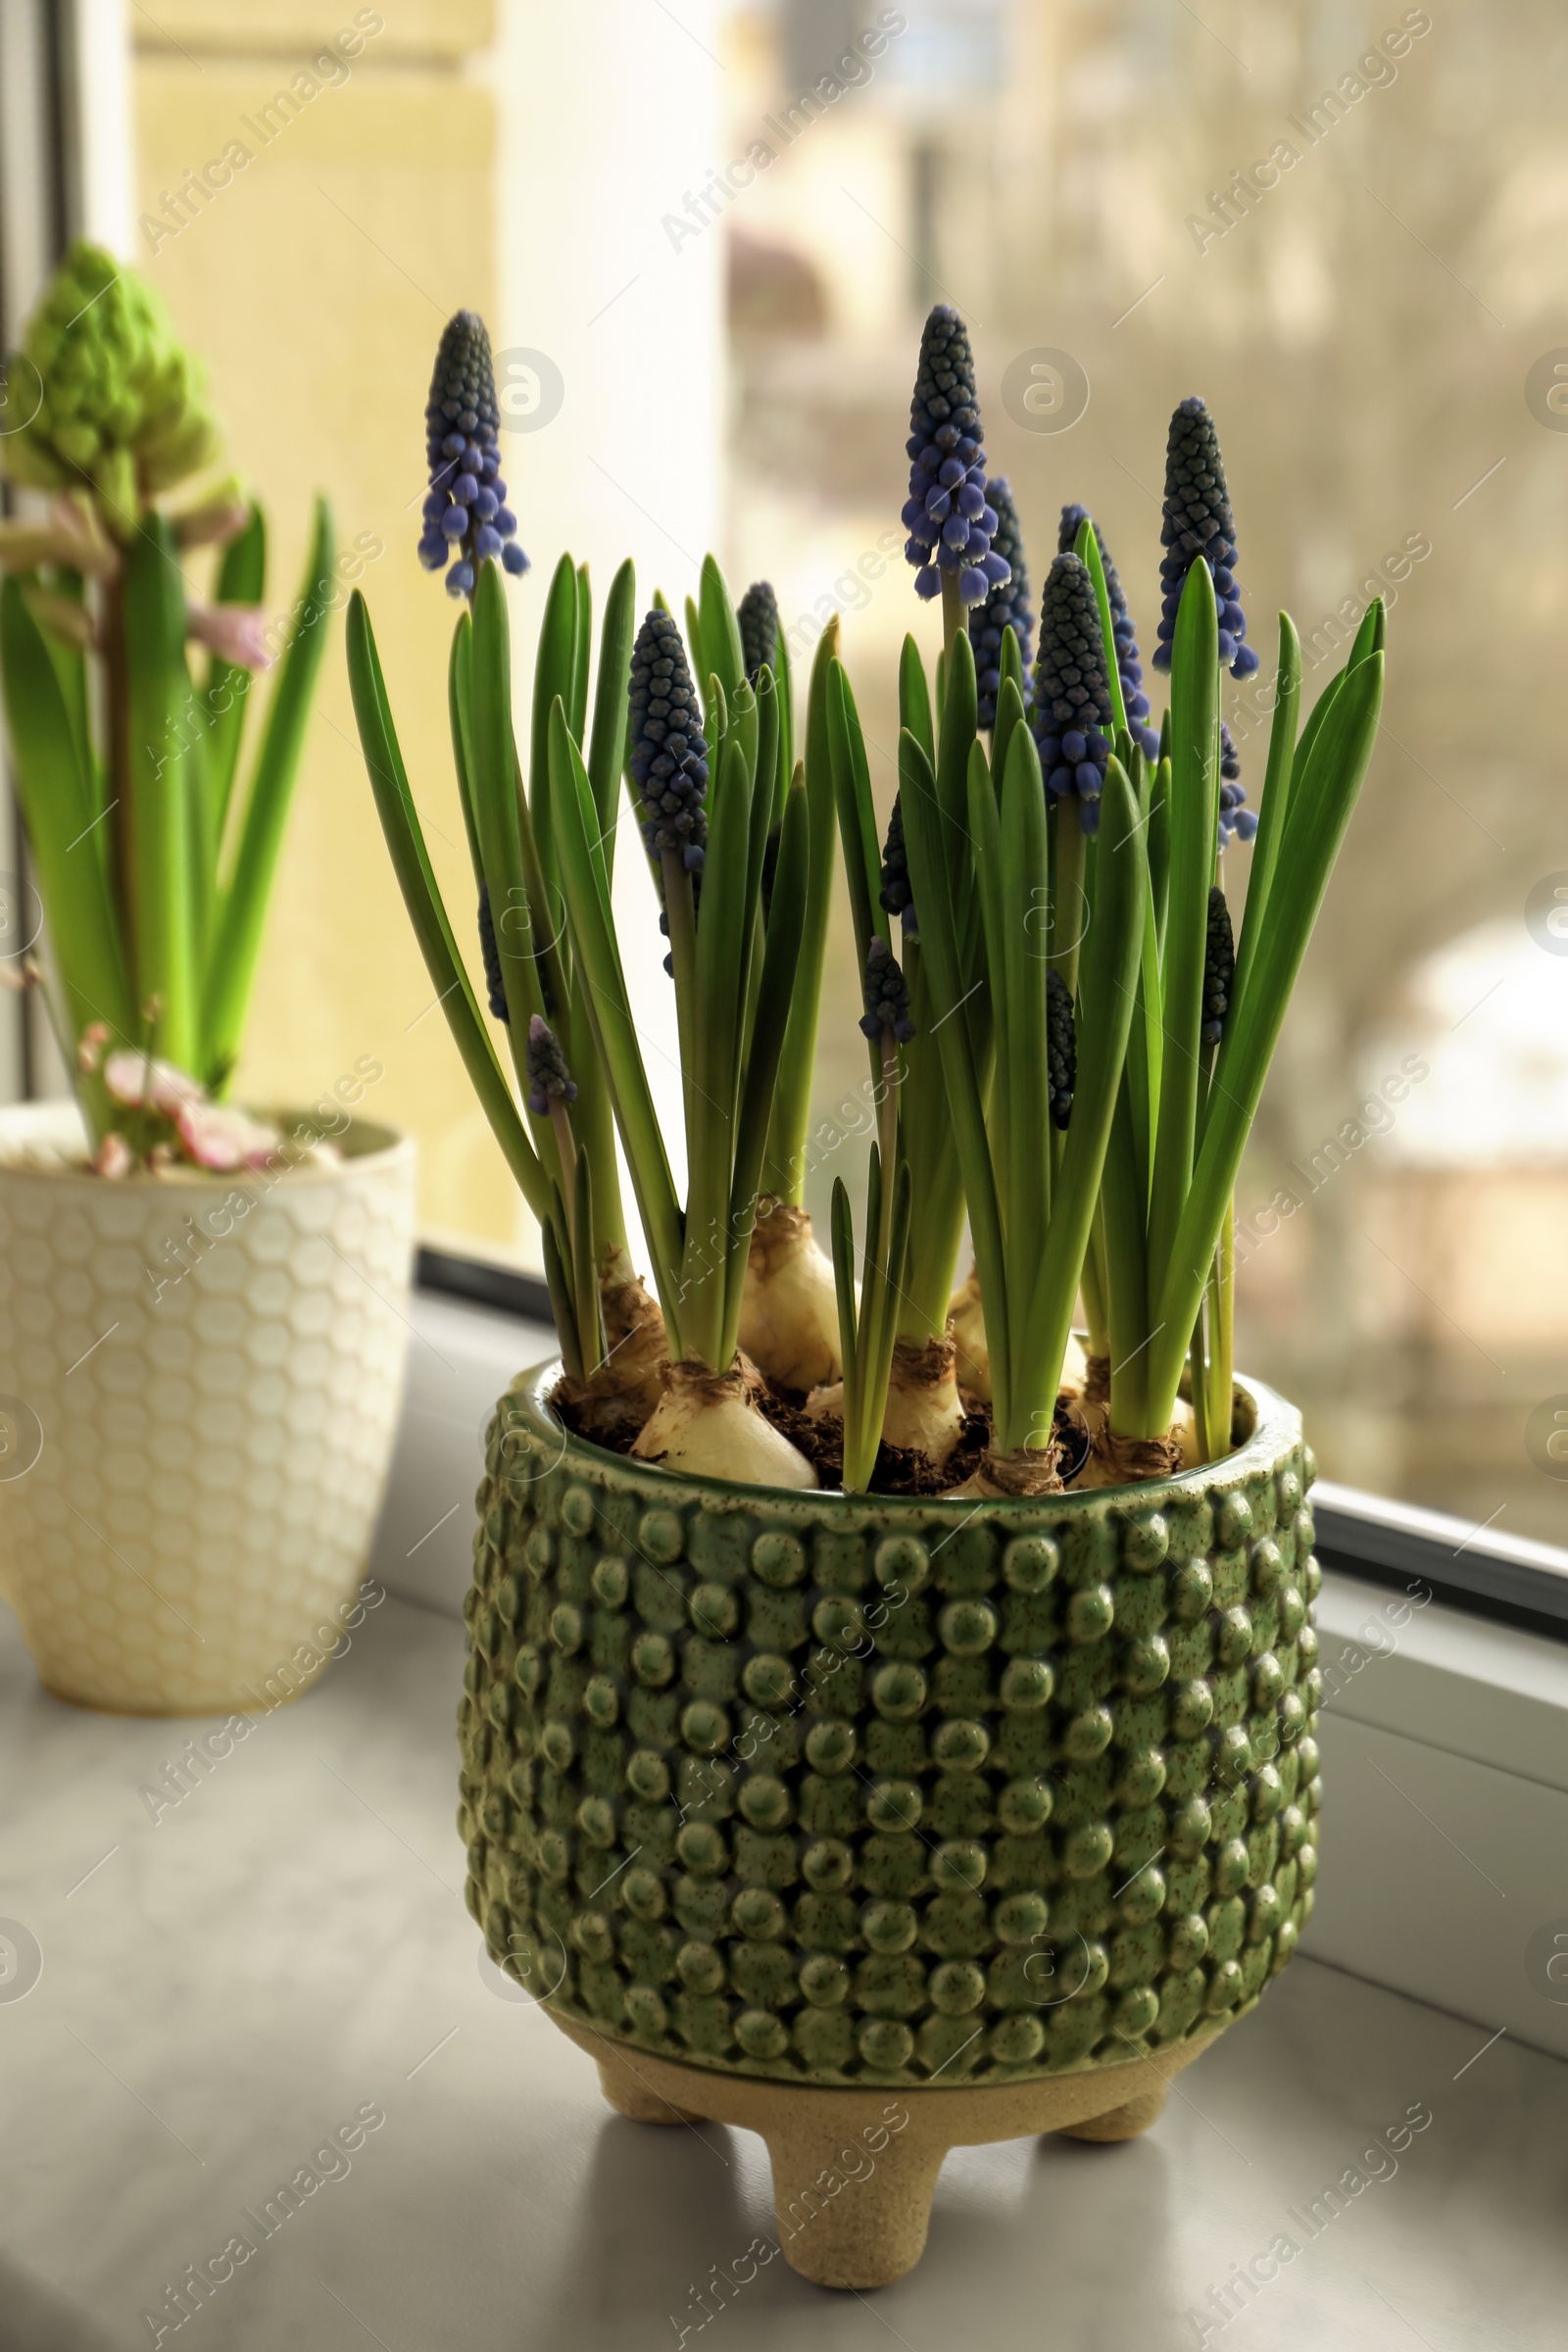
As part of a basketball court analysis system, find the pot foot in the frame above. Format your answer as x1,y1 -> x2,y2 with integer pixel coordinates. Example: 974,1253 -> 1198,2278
1056,2082 -> 1167,2142
595,2047 -> 703,2126
762,2112 -> 951,2289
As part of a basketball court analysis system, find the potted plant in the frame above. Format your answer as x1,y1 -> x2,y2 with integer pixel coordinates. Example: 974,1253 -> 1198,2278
0,244 -> 414,1717
351,307 -> 1378,2287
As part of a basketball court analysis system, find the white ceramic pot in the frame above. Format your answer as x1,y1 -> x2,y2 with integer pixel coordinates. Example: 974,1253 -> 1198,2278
0,1100 -> 416,1716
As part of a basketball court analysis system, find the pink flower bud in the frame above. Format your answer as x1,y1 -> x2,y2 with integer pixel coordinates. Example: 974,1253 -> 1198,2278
103,1051 -> 204,1114
185,601 -> 276,673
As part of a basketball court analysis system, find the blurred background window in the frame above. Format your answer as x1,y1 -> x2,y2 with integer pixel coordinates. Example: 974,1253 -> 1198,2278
3,0 -> 1564,1540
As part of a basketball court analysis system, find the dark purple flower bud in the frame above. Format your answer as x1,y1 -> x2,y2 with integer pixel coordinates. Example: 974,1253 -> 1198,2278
966,477 -> 1033,728
1046,967 -> 1075,1129
525,1014 -> 577,1115
1057,503 -> 1160,759
904,305 -> 1006,607
877,792 -> 918,938
421,309 -> 530,594
858,937 -> 915,1044
1032,553 -> 1113,834
628,610 -> 710,899
1202,885 -> 1235,1045
737,580 -> 780,685
1152,397 -> 1257,679
477,882 -> 509,1022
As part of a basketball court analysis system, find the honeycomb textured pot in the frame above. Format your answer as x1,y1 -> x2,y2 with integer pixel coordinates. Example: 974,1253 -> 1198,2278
0,1101 -> 415,1716
462,1359 -> 1323,2093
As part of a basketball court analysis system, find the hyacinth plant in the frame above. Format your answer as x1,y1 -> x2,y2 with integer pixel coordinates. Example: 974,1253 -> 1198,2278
350,312 -> 835,1480
0,242 -> 334,1175
351,298 -> 1383,1499
351,314 -> 662,1437
891,326 -> 1385,1492
810,305 -> 1019,1476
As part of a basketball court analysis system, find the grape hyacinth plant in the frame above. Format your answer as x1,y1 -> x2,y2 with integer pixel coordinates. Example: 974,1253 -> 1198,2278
902,305 -> 1009,634
351,298 -> 1384,1499
0,243 -> 336,1175
890,343 -> 1380,1494
355,312 -> 670,1440
1152,393 -> 1260,678
417,310 -> 527,597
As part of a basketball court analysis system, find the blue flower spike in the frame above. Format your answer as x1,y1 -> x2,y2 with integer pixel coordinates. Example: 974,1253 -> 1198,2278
418,310 -> 528,597
902,305 -> 1009,609
1153,395 -> 1257,677
1058,503 -> 1158,760
627,609 -> 710,874
1032,552 -> 1115,835
968,477 -> 1033,727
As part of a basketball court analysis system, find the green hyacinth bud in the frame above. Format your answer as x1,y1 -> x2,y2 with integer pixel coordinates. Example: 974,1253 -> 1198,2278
0,242 -> 221,533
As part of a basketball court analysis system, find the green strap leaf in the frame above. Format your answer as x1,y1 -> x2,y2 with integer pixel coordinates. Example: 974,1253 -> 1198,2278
722,780 -> 808,1360
999,721 -> 1050,1286
547,697 -> 685,1342
471,560 -> 556,1155
899,722 -> 1012,1442
826,658 -> 886,989
1146,555 -> 1218,1305
699,554 -> 746,712
205,501 -> 266,846
1225,610 -> 1300,1051
570,563 -> 592,743
1075,514 -> 1129,738
346,589 -> 552,1225
586,556 -> 635,853
1028,758 -> 1147,1439
122,516 -> 198,1068
528,552 -> 579,895
0,576 -> 134,1054
1149,651 -> 1385,1418
448,610 -> 483,890
898,633 -> 934,769
761,617 -> 839,1202
204,497 -> 333,1086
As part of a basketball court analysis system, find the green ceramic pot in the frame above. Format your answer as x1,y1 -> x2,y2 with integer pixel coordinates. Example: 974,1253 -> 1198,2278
459,1360 -> 1322,2091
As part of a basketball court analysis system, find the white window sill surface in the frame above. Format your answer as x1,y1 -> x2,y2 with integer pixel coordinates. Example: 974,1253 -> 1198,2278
0,1591 -> 1564,2351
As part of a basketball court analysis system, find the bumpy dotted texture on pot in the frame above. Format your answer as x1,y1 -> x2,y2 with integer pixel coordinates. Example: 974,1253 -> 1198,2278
461,1369 -> 1323,2089
0,1109 -> 415,1715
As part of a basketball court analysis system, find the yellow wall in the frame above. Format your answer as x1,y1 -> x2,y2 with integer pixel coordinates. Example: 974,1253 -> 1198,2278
131,1 -> 526,1256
